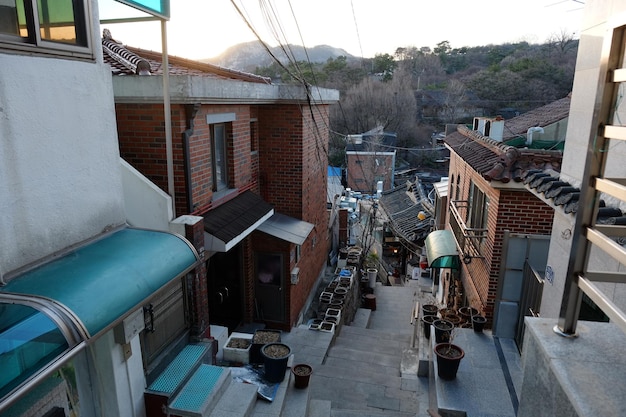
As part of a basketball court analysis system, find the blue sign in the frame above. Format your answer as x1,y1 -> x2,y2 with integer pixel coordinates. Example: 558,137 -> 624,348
115,0 -> 170,20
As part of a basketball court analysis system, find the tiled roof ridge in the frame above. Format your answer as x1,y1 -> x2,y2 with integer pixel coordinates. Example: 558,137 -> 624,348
124,45 -> 272,85
102,31 -> 151,75
457,124 -> 513,154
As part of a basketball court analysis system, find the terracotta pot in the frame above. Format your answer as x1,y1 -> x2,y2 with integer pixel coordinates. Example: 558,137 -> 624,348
434,343 -> 465,380
292,364 -> 312,388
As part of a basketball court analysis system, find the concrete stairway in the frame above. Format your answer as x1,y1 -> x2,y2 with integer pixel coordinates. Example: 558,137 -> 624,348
307,318 -> 426,416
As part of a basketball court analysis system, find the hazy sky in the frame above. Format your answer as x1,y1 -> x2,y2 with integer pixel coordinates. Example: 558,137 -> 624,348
98,0 -> 585,60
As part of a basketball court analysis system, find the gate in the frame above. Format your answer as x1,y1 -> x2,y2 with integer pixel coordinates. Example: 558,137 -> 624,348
515,261 -> 544,349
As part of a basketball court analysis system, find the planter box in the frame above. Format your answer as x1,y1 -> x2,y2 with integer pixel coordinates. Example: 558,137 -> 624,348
250,329 -> 281,364
223,332 -> 252,364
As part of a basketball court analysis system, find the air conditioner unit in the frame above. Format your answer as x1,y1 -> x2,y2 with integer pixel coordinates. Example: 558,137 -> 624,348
473,117 -> 505,142
290,267 -> 300,285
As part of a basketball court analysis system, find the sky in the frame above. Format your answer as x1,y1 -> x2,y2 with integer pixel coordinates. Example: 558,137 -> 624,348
98,0 -> 585,60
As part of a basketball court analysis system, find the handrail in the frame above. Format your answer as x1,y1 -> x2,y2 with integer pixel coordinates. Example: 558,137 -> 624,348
411,301 -> 420,348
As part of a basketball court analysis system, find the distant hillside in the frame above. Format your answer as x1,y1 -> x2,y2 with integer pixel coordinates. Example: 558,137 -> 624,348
202,41 -> 356,72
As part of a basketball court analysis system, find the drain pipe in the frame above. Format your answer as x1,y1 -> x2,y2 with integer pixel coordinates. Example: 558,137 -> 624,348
526,127 -> 544,146
182,104 -> 201,213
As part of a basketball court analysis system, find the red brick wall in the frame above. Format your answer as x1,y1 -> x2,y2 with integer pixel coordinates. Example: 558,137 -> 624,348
115,103 -> 257,217
448,155 -> 553,322
346,153 -> 394,193
256,103 -> 331,327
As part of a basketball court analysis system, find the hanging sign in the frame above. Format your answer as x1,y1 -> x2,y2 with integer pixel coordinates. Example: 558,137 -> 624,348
115,0 -> 170,20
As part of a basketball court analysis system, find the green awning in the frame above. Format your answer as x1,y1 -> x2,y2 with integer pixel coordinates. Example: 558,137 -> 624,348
424,230 -> 460,269
0,228 -> 198,409
1,228 -> 199,338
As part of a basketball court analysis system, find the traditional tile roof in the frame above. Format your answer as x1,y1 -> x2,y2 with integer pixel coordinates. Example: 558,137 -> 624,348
379,180 -> 433,247
444,125 -> 562,183
101,30 -> 271,84
501,95 -> 571,139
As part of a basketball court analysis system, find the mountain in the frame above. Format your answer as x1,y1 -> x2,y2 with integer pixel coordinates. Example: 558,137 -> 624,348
202,41 -> 356,72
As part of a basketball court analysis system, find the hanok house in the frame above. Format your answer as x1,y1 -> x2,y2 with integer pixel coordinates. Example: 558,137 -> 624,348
438,96 -> 572,336
102,32 -> 339,335
345,127 -> 397,193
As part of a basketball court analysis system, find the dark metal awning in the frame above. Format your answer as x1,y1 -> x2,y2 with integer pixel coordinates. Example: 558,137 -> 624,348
257,213 -> 314,245
0,227 -> 199,410
424,230 -> 460,269
203,191 -> 274,252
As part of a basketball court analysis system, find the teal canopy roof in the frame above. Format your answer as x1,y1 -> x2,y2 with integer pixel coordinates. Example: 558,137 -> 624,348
0,228 -> 198,409
424,230 -> 460,269
1,228 -> 198,338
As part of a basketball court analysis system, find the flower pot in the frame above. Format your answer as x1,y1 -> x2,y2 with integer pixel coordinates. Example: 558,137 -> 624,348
250,329 -> 281,364
434,343 -> 465,380
433,319 -> 454,344
292,364 -> 312,389
445,314 -> 462,326
472,315 -> 487,333
422,304 -> 439,317
367,268 -> 377,289
422,315 -> 437,339
439,307 -> 457,318
458,306 -> 479,323
261,343 -> 291,383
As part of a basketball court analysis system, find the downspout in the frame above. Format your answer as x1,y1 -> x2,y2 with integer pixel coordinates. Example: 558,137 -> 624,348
526,127 -> 544,146
182,104 -> 201,213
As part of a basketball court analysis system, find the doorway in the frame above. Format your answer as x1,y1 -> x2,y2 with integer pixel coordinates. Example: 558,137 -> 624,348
254,253 -> 285,323
208,248 -> 243,332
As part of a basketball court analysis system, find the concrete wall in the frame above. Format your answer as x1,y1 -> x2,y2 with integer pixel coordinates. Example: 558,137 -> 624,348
0,24 -> 125,278
540,0 -> 626,318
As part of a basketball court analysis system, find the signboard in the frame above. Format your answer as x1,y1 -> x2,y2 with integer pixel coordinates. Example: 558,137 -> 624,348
115,0 -> 170,20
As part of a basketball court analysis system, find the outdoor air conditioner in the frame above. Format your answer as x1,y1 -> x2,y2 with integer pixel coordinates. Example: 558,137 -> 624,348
473,117 -> 505,142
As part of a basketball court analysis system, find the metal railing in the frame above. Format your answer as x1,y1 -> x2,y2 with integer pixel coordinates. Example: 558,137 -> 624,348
556,21 -> 626,336
449,200 -> 488,260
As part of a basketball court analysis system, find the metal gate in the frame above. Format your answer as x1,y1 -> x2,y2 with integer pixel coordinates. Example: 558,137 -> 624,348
515,261 -> 544,349
493,231 -> 549,341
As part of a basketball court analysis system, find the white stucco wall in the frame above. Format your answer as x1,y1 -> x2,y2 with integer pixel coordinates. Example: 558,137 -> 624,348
0,53 -> 125,276
541,0 -> 626,317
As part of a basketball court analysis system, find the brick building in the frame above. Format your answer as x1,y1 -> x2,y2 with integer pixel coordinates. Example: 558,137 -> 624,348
345,128 -> 397,193
103,34 -> 339,334
437,97 -> 570,334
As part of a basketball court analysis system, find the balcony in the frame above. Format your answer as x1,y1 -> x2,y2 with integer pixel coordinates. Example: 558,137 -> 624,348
449,199 -> 487,262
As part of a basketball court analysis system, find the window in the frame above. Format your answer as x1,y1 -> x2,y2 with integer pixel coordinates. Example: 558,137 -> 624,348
211,123 -> 228,192
0,0 -> 91,57
467,181 -> 489,251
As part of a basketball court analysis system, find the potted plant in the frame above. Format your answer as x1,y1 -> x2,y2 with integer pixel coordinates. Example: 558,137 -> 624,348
250,329 -> 281,364
458,306 -> 479,323
434,342 -> 465,380
472,315 -> 487,333
291,364 -> 313,388
261,343 -> 291,383
422,303 -> 439,317
422,314 -> 437,339
433,319 -> 454,344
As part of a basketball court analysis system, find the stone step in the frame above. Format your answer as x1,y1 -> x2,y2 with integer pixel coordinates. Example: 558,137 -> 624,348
281,370 -> 311,417
349,308 -> 371,328
333,330 -> 410,356
249,358 -> 293,417
307,399 -> 331,417
169,365 -> 231,417
338,322 -> 413,341
208,379 -> 258,417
